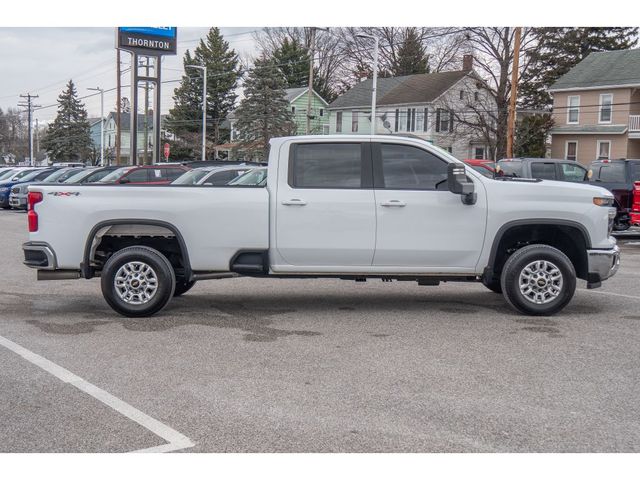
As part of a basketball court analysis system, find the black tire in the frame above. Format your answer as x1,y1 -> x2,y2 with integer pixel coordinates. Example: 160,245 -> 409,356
482,276 -> 503,294
173,279 -> 196,297
500,244 -> 576,316
101,246 -> 175,317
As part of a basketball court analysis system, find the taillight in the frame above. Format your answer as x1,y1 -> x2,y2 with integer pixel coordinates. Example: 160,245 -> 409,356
27,191 -> 43,232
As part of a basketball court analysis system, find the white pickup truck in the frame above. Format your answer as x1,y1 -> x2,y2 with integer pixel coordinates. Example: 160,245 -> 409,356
23,135 -> 620,317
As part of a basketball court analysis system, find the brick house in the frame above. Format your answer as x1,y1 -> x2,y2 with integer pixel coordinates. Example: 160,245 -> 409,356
549,48 -> 640,166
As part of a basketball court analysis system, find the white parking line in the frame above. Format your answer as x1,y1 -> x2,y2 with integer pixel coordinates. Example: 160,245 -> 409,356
578,288 -> 640,300
0,334 -> 194,453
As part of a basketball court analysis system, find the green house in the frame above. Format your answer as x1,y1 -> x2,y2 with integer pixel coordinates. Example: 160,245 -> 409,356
285,87 -> 330,135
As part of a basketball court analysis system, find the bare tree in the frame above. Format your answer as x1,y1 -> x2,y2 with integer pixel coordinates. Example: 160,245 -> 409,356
457,27 -> 537,159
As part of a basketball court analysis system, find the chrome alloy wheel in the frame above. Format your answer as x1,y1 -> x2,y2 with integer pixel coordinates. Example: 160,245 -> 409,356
518,260 -> 564,305
114,261 -> 159,305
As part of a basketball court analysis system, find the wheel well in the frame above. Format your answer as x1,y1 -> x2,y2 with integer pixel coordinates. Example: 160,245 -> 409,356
487,224 -> 589,282
83,222 -> 190,280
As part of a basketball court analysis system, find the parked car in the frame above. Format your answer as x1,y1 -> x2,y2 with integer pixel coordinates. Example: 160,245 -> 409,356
497,158 -> 591,183
0,168 -> 22,181
62,166 -> 121,184
632,181 -> 640,226
1,168 -> 58,209
9,167 -> 86,210
172,165 -> 251,186
589,159 -> 640,231
228,167 -> 268,186
23,135 -> 618,318
98,165 -> 189,185
180,160 -> 266,168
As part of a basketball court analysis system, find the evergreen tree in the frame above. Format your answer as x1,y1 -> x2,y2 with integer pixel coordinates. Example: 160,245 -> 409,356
272,37 -> 310,88
166,27 -> 241,158
521,27 -> 638,108
392,28 -> 429,76
234,57 -> 296,159
42,80 -> 92,162
514,114 -> 554,158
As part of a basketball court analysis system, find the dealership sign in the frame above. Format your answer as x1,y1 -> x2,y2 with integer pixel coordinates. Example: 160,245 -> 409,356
117,27 -> 177,56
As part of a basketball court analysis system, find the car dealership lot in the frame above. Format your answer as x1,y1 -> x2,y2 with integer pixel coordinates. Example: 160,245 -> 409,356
1,209 -> 640,452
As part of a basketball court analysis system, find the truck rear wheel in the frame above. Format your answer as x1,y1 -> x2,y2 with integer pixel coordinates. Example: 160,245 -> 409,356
101,246 -> 175,317
500,244 -> 576,316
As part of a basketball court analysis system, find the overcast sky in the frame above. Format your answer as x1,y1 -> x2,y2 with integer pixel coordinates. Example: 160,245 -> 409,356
0,27 -> 260,123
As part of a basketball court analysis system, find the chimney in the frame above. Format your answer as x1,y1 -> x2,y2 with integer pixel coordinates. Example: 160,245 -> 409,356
462,54 -> 474,71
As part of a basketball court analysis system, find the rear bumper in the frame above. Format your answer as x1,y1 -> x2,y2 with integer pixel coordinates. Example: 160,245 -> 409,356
586,245 -> 620,288
22,242 -> 57,270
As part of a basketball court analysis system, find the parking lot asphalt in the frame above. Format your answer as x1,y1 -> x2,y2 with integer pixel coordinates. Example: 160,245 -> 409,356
1,209 -> 639,452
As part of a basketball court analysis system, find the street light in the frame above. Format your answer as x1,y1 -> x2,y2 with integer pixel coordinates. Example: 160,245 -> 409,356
186,64 -> 207,161
88,87 -> 105,165
356,34 -> 379,135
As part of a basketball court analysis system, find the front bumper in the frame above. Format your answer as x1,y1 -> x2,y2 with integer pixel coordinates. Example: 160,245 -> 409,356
586,245 -> 620,289
9,193 -> 26,209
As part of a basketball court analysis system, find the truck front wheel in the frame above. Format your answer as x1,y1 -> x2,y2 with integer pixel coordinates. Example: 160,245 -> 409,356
500,244 -> 576,316
101,246 -> 176,317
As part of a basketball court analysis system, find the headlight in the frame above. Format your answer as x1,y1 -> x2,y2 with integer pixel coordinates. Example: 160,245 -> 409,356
593,197 -> 614,207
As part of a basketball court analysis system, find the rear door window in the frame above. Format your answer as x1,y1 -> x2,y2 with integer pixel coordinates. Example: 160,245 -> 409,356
290,143 -> 365,189
164,168 -> 185,181
530,162 -> 558,180
204,170 -> 245,186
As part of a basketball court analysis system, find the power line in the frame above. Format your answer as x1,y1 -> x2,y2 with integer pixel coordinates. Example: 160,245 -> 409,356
17,93 -> 40,166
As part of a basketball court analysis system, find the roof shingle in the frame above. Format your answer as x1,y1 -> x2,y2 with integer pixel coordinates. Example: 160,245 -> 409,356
549,48 -> 640,91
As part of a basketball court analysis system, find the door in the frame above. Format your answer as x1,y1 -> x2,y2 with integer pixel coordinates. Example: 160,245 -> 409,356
275,142 -> 376,267
372,142 -> 487,270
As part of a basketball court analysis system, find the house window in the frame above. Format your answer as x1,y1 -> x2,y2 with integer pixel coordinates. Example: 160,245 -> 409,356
567,95 -> 580,124
599,94 -> 613,123
436,109 -> 452,133
291,106 -> 296,114
459,90 -> 464,100
319,108 -> 324,117
336,111 -> 342,133
597,140 -> 611,160
565,141 -> 578,161
352,111 -> 359,133
474,147 -> 485,160
423,107 -> 428,132
394,109 -> 400,132
474,91 -> 479,101
405,108 -> 416,132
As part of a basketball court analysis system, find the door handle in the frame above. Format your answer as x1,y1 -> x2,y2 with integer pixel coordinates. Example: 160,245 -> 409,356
281,198 -> 307,206
380,200 -> 406,207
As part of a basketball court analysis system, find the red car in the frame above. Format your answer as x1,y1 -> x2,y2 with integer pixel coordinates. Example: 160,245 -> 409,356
632,181 -> 640,226
98,165 -> 190,185
463,159 -> 497,177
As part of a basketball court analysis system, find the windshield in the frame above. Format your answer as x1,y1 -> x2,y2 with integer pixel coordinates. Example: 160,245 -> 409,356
99,167 -> 132,183
64,169 -> 94,183
41,169 -> 73,182
228,168 -> 268,186
0,169 -> 18,180
593,163 -> 627,183
172,168 -> 212,185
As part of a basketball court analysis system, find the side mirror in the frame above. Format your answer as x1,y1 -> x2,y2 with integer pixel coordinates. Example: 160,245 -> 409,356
447,163 -> 476,205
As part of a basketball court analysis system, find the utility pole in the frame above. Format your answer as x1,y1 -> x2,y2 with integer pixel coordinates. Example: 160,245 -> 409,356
18,93 -> 39,166
186,64 -> 207,161
88,87 -> 105,166
306,27 -> 329,135
35,118 -> 39,156
356,33 -> 379,134
306,28 -> 316,135
116,48 -> 122,165
506,27 -> 522,159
